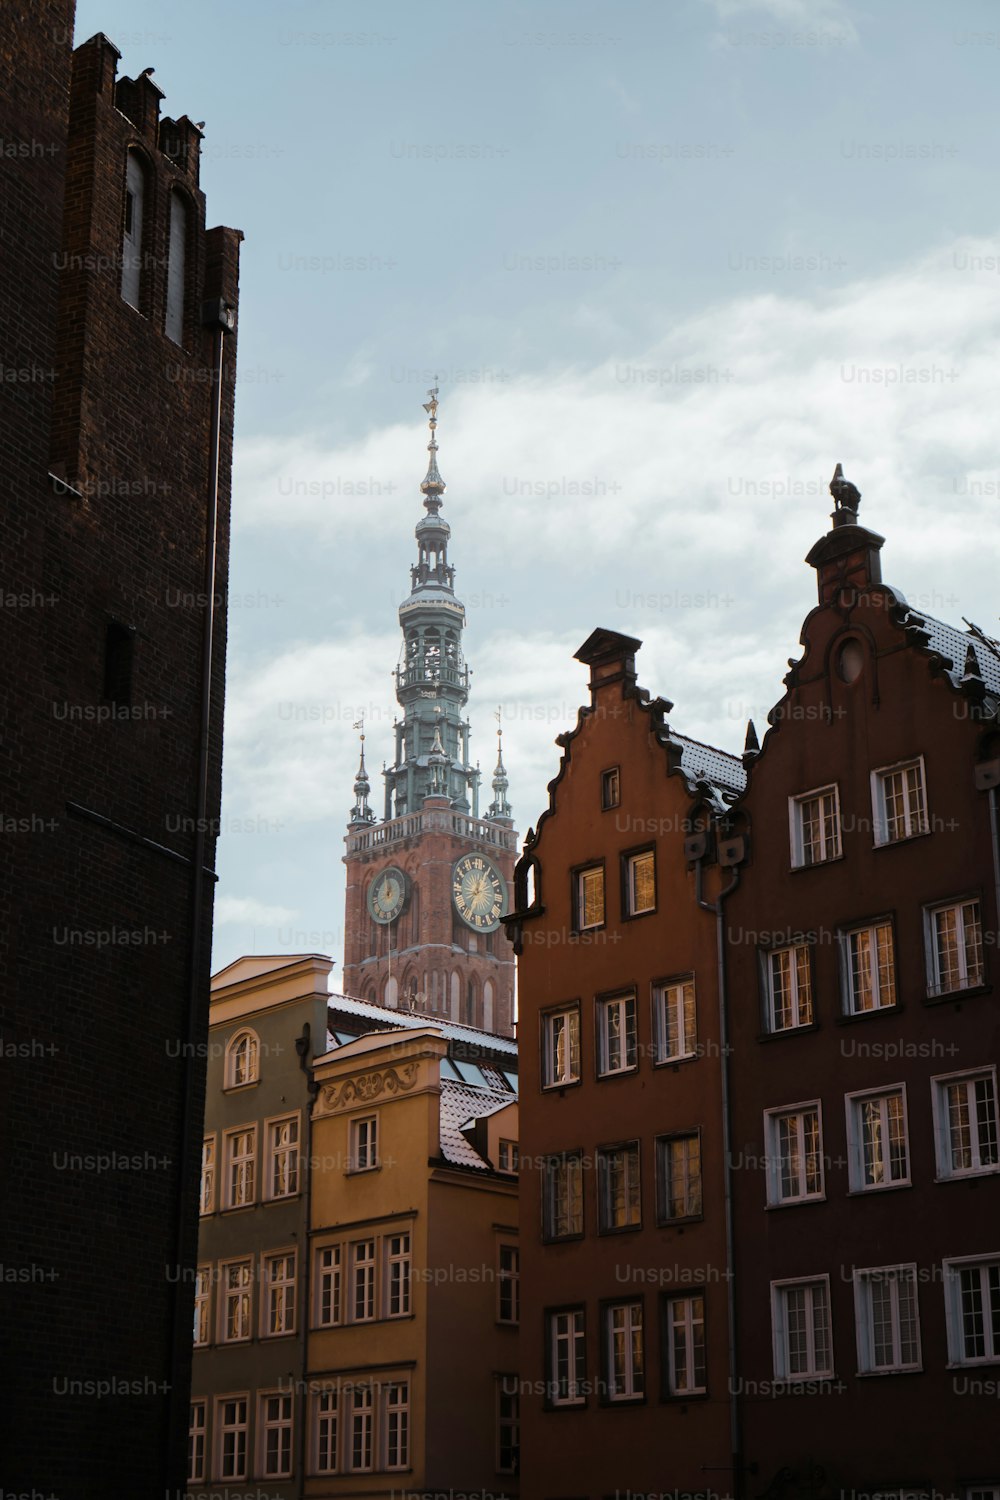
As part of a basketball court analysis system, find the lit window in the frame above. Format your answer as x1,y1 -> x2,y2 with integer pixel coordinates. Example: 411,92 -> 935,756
853,1265 -> 921,1373
386,1233 -> 411,1318
575,865 -> 605,930
165,190 -> 188,344
548,1308 -> 586,1406
772,1277 -> 833,1379
225,1029 -> 259,1088
601,767 -> 620,809
259,1392 -> 293,1479
199,1136 -> 215,1215
543,1153 -> 583,1240
382,1381 -> 409,1470
352,1240 -> 376,1322
943,1256 -> 1000,1365
496,1377 -> 519,1474
121,151 -> 145,309
604,1301 -> 644,1400
596,992 -> 637,1076
926,899 -> 984,996
789,784 -> 841,867
498,1244 -> 519,1324
193,1265 -> 211,1347
763,944 -> 813,1031
656,1132 -> 702,1222
220,1259 -> 252,1343
542,1006 -> 580,1088
652,976 -> 696,1063
223,1126 -> 256,1209
663,1294 -> 706,1395
188,1399 -> 207,1483
840,919 -> 896,1013
764,1105 -> 824,1205
215,1394 -> 248,1481
624,849 -> 655,915
350,1115 -> 378,1171
266,1115 -> 299,1199
932,1069 -> 999,1179
846,1088 -> 909,1191
597,1142 -> 641,1232
315,1245 -> 342,1327
263,1252 -> 296,1337
872,757 -> 928,845
313,1388 -> 339,1475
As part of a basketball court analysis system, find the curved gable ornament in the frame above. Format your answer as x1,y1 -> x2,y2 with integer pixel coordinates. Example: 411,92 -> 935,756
318,1062 -> 419,1114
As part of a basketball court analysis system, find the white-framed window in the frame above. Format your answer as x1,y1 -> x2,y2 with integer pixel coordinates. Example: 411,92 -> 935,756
496,1377 -> 519,1474
223,1125 -> 256,1208
382,1381 -> 409,1470
200,1135 -> 216,1215
121,150 -> 145,309
596,992 -> 638,1076
548,1308 -> 586,1406
352,1239 -> 376,1322
262,1251 -> 296,1337
165,189 -> 188,344
840,918 -> 896,1013
652,976 -> 696,1063
872,756 -> 928,845
944,1255 -> 1000,1365
193,1265 -> 211,1347
215,1393 -> 249,1482
386,1232 -> 411,1318
597,1142 -> 641,1231
624,849 -> 655,915
846,1087 -> 909,1191
604,1301 -> 644,1400
575,864 -> 605,930
932,1067 -> 1000,1178
789,784 -> 841,868
655,1131 -> 702,1222
498,1244 -> 520,1324
188,1399 -> 207,1483
350,1114 -> 379,1171
313,1388 -> 339,1475
542,1006 -> 580,1088
771,1276 -> 834,1379
853,1265 -> 921,1374
764,1103 -> 824,1205
966,1488 -> 1000,1500
225,1028 -> 259,1088
220,1258 -> 252,1343
926,898 -> 984,996
663,1293 -> 706,1395
498,1138 -> 519,1173
543,1153 -> 583,1239
258,1391 -> 293,1479
348,1384 -> 374,1473
266,1114 -> 299,1199
601,766 -> 620,810
315,1245 -> 342,1327
763,944 -> 814,1031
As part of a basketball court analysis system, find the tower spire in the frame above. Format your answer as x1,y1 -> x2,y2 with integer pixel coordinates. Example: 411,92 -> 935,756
349,717 -> 375,826
420,380 -> 445,510
488,706 -> 512,821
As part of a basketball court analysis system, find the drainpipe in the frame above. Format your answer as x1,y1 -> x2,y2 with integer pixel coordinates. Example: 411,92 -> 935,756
695,843 -> 744,1500
296,1018 -> 318,1498
167,299 -> 235,1480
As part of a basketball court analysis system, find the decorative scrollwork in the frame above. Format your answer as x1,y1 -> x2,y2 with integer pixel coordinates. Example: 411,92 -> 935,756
318,1062 -> 419,1114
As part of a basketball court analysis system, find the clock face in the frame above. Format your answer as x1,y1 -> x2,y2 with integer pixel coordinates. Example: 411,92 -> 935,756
452,853 -> 506,931
367,866 -> 409,924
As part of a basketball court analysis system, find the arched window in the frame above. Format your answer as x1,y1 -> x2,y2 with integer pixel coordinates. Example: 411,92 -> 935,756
165,190 -> 189,344
408,883 -> 420,948
450,972 -> 461,1020
384,975 -> 399,1009
225,1028 -> 259,1088
483,979 -> 495,1032
121,151 -> 147,310
465,978 -> 478,1027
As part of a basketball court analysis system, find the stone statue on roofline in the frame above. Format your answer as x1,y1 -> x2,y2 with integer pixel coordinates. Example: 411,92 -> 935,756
829,462 -> 861,516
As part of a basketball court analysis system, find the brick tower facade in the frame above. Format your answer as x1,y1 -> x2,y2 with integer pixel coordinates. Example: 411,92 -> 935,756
342,391 -> 517,1036
0,8 -> 241,1497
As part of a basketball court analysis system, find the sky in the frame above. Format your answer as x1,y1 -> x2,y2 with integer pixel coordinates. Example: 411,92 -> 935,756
75,0 -> 1000,978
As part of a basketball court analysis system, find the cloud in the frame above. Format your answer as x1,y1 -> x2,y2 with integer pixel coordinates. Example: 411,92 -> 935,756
214,895 -> 298,926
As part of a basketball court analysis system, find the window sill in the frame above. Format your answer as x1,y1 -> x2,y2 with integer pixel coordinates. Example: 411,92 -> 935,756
924,982 -> 990,1007
655,1212 -> 705,1228
622,907 -> 657,922
846,1180 -> 912,1196
601,1394 -> 647,1408
872,828 -> 932,851
660,1387 -> 708,1404
756,1022 -> 820,1043
541,1232 -> 585,1246
765,1194 -> 826,1210
855,1365 -> 922,1377
222,1081 -> 260,1094
345,1164 -> 381,1177
541,1078 -> 582,1093
946,1356 -> 1000,1370
934,1166 -> 1000,1184
835,1003 -> 902,1025
597,1222 -> 643,1237
596,1066 -> 640,1082
789,852 -> 846,874
653,1051 -> 700,1069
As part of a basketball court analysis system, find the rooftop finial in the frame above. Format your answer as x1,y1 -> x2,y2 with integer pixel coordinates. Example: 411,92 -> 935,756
420,380 -> 445,509
829,462 -> 861,525
349,715 -> 375,825
488,705 -> 512,820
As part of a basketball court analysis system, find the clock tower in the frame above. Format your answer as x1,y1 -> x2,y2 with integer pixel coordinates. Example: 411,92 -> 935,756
342,390 -> 517,1036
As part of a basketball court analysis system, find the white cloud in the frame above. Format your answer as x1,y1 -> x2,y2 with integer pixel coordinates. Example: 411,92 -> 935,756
214,895 -> 298,926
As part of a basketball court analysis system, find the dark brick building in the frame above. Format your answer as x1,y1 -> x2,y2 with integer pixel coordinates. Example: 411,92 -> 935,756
0,5 -> 241,1494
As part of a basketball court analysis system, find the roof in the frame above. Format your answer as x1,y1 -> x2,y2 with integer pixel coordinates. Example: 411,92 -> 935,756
899,606 -> 1000,697
326,989 -> 517,1058
437,1079 -> 516,1172
669,731 -> 747,800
